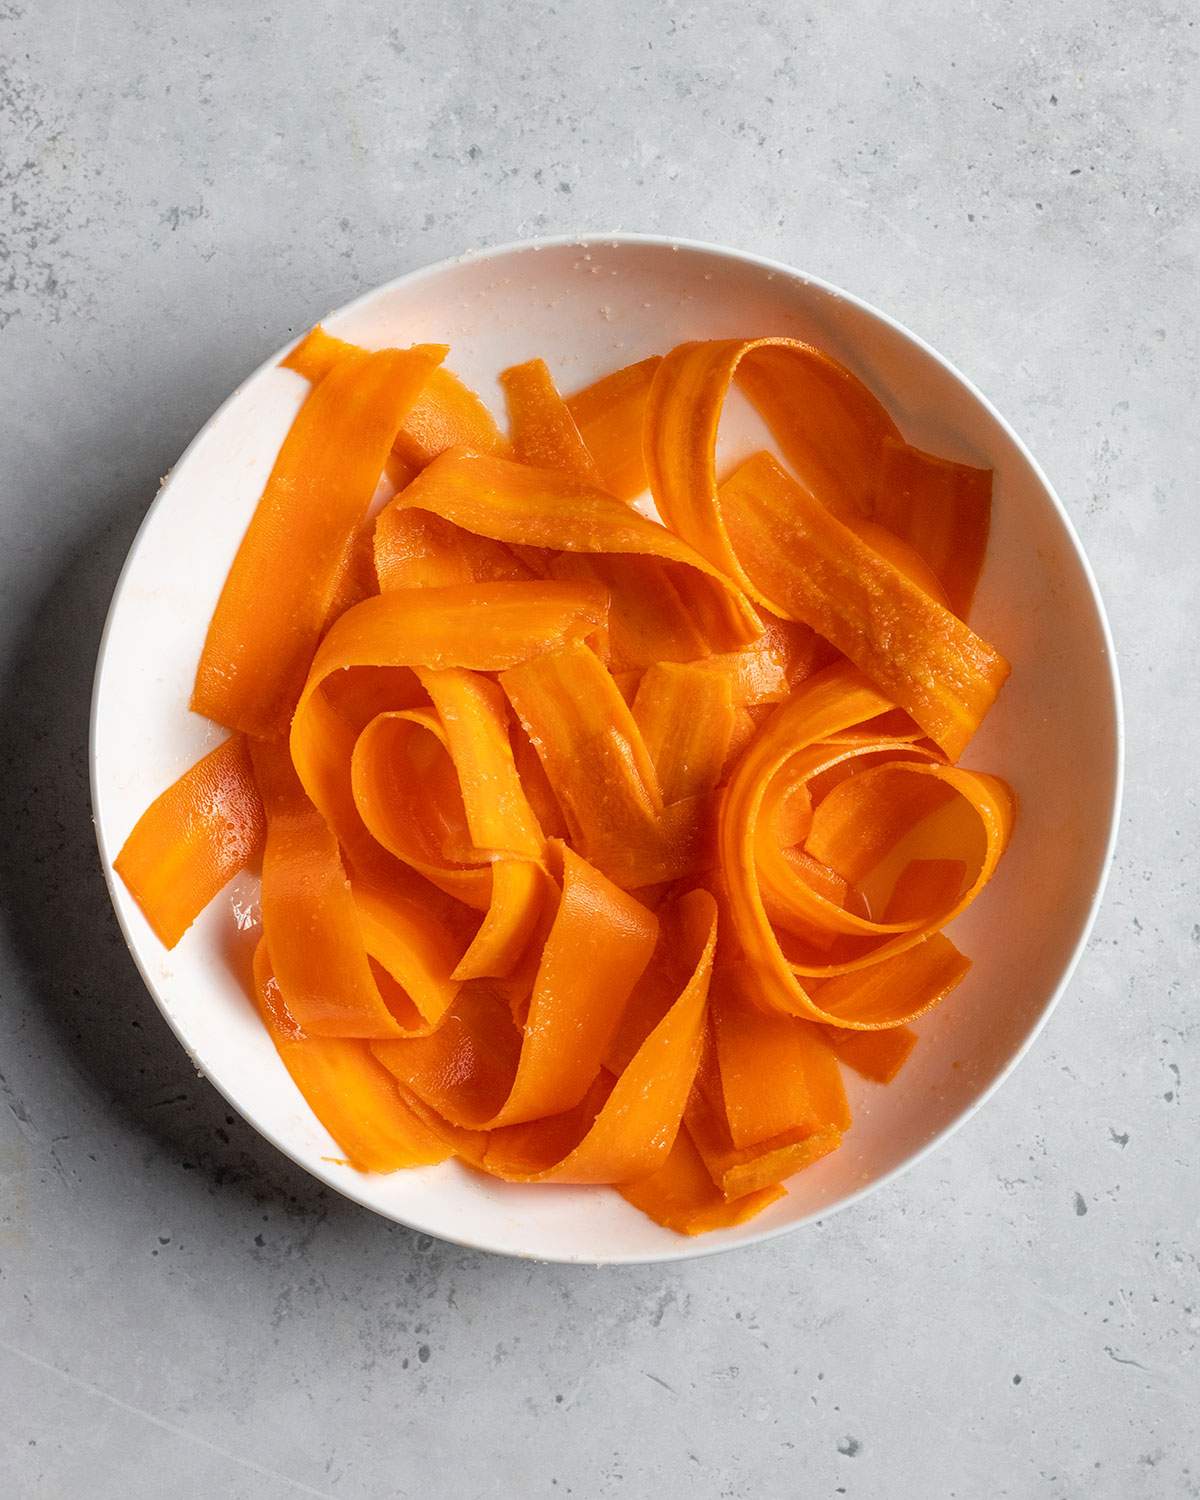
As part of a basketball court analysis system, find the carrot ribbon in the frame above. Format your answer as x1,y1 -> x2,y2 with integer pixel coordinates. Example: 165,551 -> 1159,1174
115,324 -> 1016,1236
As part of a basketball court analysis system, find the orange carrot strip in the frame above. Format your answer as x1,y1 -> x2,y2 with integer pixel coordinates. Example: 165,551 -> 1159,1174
719,451 -> 1009,759
353,881 -> 465,1030
695,614 -> 825,707
546,552 -> 711,669
718,661 -> 1014,1024
732,341 -> 902,519
874,435 -> 992,619
481,888 -> 715,1183
417,667 -> 549,980
114,735 -> 264,949
819,1024 -> 918,1084
644,335 -> 902,603
619,1125 -> 784,1235
345,667 -> 553,982
393,367 -> 509,469
565,355 -> 661,500
249,736 -> 405,1039
812,934 -> 971,1028
500,358 -> 603,483
298,581 -> 608,694
501,640 -> 663,835
252,942 -> 450,1172
376,448 -> 761,652
632,663 -> 736,803
193,343 -> 445,737
375,847 -> 658,1133
843,517 -> 951,606
686,1087 -> 841,1199
375,512 -> 532,591
417,669 -> 545,862
501,642 -> 713,888
712,968 -> 850,1148
284,324 -> 508,469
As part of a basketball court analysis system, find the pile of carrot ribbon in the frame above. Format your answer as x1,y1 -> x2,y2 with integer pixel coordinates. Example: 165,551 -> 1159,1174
115,327 -> 1013,1235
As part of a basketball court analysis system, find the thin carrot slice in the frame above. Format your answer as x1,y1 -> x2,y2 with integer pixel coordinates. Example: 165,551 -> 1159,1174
712,968 -> 850,1148
353,881 -> 465,1031
376,448 -> 761,651
718,661 -> 1014,1025
480,888 -> 715,1183
812,934 -> 971,1027
643,335 -> 902,601
843,517 -> 952,606
375,512 -> 532,591
417,669 -> 545,861
546,552 -> 711,669
619,1125 -> 784,1235
252,943 -> 451,1172
501,640 -> 663,839
565,355 -> 661,500
375,847 -> 658,1133
393,367 -> 509,469
500,642 -> 714,889
874,435 -> 992,619
284,324 -> 508,469
347,679 -> 549,980
686,1087 -> 841,1199
695,614 -> 825,707
114,735 -> 264,949
818,1024 -> 918,1084
194,342 -> 445,737
500,358 -> 603,483
719,451 -> 1009,759
632,663 -> 736,803
250,736 -> 405,1039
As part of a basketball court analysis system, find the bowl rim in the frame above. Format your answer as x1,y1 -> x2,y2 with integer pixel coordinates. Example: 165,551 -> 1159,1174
89,231 -> 1125,1264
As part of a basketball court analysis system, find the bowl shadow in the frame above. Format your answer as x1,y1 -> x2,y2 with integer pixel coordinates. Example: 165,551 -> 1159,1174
0,460 -> 385,1233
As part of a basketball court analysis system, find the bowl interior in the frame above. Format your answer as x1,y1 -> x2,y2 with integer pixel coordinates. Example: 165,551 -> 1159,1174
91,238 -> 1120,1262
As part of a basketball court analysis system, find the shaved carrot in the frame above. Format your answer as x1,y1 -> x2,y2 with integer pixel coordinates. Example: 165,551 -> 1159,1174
115,321 -> 1015,1237
565,356 -> 661,500
114,735 -> 263,948
194,342 -> 446,737
500,358 -> 603,483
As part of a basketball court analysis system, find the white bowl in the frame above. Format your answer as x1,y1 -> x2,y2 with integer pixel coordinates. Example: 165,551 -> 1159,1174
90,235 -> 1122,1263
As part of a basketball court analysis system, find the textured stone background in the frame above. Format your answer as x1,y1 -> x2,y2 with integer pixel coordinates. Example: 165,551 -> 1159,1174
1,2 -> 1196,1496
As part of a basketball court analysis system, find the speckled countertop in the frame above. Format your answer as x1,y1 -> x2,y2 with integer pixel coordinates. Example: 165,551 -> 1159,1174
0,3 -> 1196,1496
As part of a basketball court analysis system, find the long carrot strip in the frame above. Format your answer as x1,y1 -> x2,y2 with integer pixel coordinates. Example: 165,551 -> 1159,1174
284,324 -> 508,469
252,943 -> 451,1172
619,1125 -> 785,1234
718,661 -> 1014,1025
193,343 -> 445,737
819,1024 -> 918,1084
500,358 -> 603,483
632,663 -> 736,803
481,889 -> 715,1183
250,736 -> 405,1039
376,448 -> 761,651
643,335 -> 902,601
114,735 -> 264,948
719,451 -> 1009,759
565,355 -> 660,500
374,848 -> 658,1131
874,435 -> 992,619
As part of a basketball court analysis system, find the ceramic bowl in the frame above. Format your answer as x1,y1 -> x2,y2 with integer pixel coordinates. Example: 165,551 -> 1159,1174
91,235 -> 1122,1263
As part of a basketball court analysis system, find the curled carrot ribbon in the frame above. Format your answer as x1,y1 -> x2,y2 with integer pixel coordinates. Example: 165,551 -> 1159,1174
114,321 -> 1015,1235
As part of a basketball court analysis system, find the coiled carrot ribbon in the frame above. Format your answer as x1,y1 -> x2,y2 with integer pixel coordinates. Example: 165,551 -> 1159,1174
114,323 -> 1014,1235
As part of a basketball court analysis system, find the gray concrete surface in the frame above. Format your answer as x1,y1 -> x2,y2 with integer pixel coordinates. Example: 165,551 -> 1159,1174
1,2 -> 1197,1495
